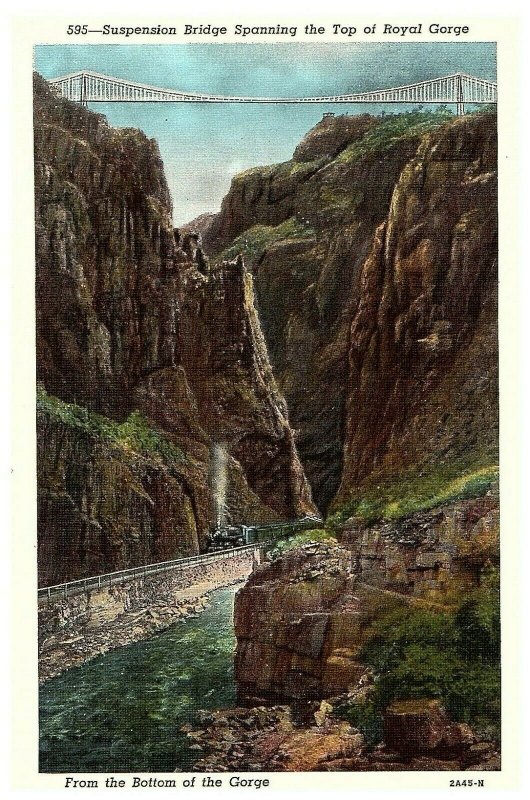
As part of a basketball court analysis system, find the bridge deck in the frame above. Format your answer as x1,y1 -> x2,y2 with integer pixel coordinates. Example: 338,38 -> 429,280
47,71 -> 497,111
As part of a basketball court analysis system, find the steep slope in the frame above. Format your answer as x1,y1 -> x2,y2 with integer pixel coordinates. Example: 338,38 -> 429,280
337,116 -> 497,506
36,395 -> 202,585
206,110 -> 498,513
34,74 -> 315,584
176,258 -> 313,514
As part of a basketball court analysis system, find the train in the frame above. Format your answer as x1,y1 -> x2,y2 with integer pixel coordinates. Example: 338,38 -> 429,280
204,515 -> 323,552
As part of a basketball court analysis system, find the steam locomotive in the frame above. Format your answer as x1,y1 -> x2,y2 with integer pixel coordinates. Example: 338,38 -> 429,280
204,515 -> 323,552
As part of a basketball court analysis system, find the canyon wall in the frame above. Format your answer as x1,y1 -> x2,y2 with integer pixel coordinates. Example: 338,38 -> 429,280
205,111 -> 498,511
218,110 -> 500,749
34,73 -> 315,584
338,116 -> 497,500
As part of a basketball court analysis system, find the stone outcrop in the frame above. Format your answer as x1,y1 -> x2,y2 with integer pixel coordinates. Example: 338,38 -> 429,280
341,490 -> 500,601
383,699 -> 465,756
234,542 -> 407,704
234,489 -> 499,704
178,213 -> 217,244
204,111 -> 497,511
34,73 -> 315,583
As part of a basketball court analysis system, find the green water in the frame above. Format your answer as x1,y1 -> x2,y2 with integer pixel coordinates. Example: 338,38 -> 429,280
39,587 -> 238,773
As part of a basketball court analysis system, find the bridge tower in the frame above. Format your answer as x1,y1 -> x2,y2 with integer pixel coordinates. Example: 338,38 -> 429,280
456,73 -> 465,116
80,73 -> 88,108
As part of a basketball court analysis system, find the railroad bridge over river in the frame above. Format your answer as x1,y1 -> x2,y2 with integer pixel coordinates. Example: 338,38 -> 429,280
48,71 -> 497,116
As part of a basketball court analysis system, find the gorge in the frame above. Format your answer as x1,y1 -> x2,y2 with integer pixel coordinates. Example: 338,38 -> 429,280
35,71 -> 499,771
35,71 -> 314,587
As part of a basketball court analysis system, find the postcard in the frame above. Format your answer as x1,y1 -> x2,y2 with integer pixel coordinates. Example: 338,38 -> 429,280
10,14 -> 521,792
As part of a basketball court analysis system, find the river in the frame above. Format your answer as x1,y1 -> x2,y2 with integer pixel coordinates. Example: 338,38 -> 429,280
39,586 -> 238,773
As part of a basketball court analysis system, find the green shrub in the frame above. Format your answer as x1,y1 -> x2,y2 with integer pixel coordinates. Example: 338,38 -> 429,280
214,217 -> 315,266
360,608 -> 457,675
445,663 -> 501,734
267,528 -> 336,559
374,644 -> 463,708
335,699 -> 383,747
454,566 -> 500,664
356,570 -> 501,743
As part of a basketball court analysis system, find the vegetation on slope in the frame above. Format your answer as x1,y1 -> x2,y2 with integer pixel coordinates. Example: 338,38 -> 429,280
336,566 -> 501,745
267,528 -> 337,560
335,106 -> 495,166
328,460 -> 499,529
214,217 -> 315,266
335,108 -> 455,163
37,385 -> 185,465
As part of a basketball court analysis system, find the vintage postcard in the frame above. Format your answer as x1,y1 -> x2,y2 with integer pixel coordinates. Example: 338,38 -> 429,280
10,14 -> 521,792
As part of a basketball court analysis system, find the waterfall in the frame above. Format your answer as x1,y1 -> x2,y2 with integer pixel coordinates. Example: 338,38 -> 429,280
210,443 -> 228,530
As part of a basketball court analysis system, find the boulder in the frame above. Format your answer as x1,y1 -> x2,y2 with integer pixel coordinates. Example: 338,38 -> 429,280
383,699 -> 450,754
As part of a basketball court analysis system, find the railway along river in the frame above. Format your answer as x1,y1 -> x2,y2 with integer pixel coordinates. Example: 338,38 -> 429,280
39,587 -> 238,772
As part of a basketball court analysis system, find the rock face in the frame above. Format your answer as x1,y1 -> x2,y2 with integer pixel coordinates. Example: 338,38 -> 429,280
176,258 -> 313,516
37,408 -> 202,585
338,115 -> 498,499
34,76 -> 176,410
196,109 -> 499,770
221,110 -> 499,744
234,542 -> 402,704
341,491 -> 500,601
205,111 -> 498,511
34,73 -> 315,584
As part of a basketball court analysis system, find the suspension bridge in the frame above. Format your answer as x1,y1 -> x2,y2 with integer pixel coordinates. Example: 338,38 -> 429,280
48,71 -> 497,115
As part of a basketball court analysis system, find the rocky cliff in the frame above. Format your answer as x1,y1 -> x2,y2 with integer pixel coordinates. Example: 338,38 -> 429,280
234,488 -> 499,705
34,73 -> 315,584
234,542 -> 376,704
205,110 -> 498,513
337,115 -> 497,504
